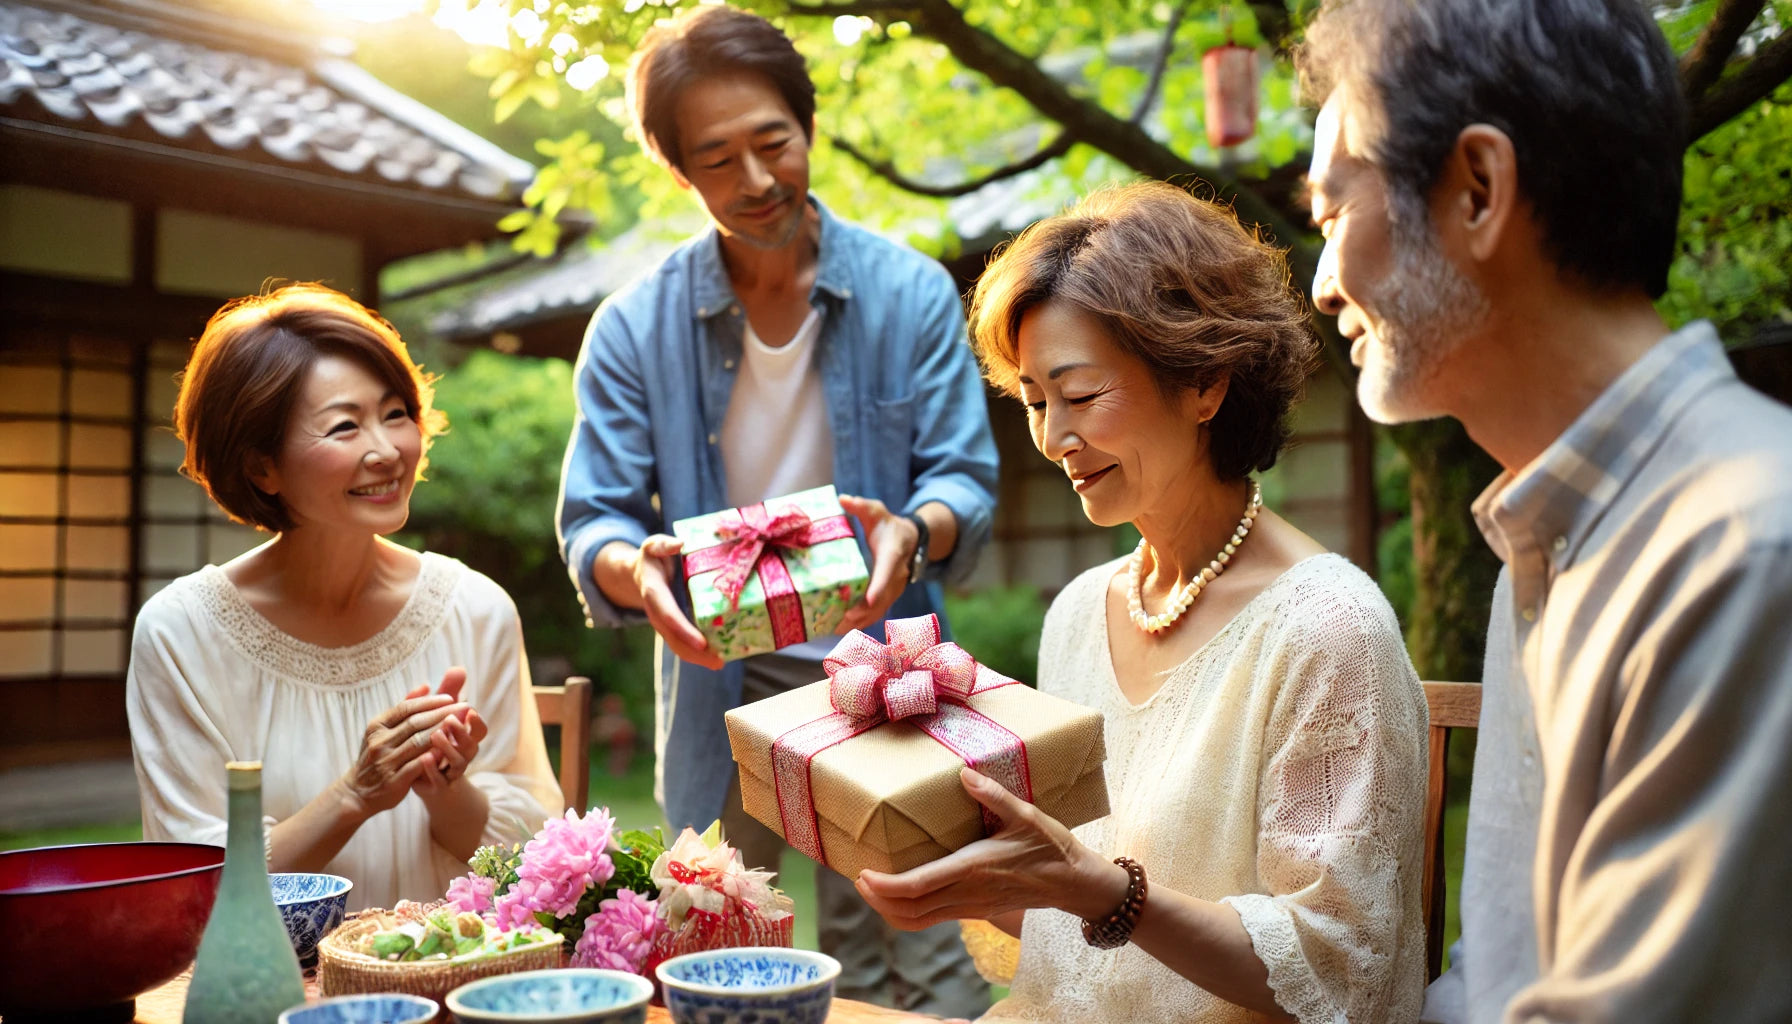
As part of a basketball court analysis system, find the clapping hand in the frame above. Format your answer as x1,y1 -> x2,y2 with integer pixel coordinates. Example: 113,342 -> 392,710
338,683 -> 472,818
855,768 -> 1113,930
414,666 -> 488,796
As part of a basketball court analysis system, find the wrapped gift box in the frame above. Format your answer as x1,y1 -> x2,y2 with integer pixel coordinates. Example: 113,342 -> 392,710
673,485 -> 869,663
724,617 -> 1109,879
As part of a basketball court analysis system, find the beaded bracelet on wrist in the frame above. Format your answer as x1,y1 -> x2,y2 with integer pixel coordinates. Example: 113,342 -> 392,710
1081,856 -> 1147,950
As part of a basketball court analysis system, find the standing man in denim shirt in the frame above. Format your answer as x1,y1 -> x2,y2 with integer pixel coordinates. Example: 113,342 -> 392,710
555,5 -> 996,1015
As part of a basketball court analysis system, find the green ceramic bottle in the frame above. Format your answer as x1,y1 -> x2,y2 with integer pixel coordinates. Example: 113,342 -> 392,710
183,761 -> 307,1023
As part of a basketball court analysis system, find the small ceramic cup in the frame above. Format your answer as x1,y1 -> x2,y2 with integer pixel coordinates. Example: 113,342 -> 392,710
445,967 -> 655,1024
268,872 -> 353,967
655,947 -> 840,1024
277,993 -> 438,1024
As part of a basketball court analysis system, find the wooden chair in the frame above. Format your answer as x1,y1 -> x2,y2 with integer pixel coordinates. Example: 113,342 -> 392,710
533,676 -> 593,814
1421,680 -> 1482,981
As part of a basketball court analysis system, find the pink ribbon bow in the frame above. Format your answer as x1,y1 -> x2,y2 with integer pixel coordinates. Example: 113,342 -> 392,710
824,615 -> 981,723
770,614 -> 1034,866
706,504 -> 822,610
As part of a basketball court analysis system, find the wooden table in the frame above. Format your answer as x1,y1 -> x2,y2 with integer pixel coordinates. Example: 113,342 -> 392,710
133,970 -> 931,1022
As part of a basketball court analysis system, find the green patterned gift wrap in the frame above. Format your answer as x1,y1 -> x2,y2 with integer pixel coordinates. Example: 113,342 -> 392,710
672,485 -> 870,662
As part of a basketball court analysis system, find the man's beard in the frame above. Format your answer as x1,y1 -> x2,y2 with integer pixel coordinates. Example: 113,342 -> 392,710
1356,209 -> 1490,424
724,187 -> 802,251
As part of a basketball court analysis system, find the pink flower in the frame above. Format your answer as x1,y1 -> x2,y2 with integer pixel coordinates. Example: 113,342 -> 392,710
572,889 -> 664,973
489,888 -> 541,932
446,873 -> 496,914
511,807 -> 617,918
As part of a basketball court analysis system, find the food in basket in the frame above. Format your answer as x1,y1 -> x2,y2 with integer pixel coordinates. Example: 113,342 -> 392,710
315,901 -> 565,998
353,907 -> 555,963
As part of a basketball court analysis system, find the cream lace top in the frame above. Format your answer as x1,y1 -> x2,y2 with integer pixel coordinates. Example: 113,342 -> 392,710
126,551 -> 561,911
984,554 -> 1427,1024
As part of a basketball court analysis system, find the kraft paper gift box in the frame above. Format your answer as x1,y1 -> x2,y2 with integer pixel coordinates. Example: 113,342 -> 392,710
723,615 -> 1109,879
672,484 -> 870,663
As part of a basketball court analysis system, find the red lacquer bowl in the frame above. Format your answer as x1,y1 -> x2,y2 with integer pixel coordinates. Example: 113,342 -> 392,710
0,842 -> 224,1021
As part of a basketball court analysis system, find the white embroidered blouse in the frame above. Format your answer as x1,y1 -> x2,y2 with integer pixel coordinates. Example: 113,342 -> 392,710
126,551 -> 561,911
983,553 -> 1428,1024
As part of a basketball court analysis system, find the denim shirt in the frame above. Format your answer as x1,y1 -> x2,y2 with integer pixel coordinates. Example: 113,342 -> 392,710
555,195 -> 1000,831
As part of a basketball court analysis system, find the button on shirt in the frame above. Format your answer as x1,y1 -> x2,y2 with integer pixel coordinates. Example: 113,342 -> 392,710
1427,322 -> 1792,1023
554,196 -> 1000,833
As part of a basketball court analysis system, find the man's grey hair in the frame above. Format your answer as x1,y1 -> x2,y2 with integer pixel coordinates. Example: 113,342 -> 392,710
1298,0 -> 1686,298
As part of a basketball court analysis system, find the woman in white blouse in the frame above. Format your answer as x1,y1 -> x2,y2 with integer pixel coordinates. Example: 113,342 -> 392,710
856,183 -> 1428,1024
127,284 -> 560,910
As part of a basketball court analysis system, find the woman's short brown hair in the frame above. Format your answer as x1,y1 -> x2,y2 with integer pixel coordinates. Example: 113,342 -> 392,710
968,181 -> 1319,480
173,284 -> 445,533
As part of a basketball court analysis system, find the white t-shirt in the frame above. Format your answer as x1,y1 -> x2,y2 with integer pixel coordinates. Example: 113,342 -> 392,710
719,308 -> 838,662
720,308 -> 834,509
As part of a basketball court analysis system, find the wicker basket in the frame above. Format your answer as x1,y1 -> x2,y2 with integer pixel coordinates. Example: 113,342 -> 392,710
317,907 -> 565,1000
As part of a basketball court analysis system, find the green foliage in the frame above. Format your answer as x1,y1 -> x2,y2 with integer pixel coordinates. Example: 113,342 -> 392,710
504,132 -> 619,256
944,585 -> 1049,683
1662,81 -> 1792,339
610,827 -> 669,895
409,350 -> 574,572
350,10 -> 632,169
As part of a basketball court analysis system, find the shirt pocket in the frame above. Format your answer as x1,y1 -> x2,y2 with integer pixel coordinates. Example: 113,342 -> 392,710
871,393 -> 915,501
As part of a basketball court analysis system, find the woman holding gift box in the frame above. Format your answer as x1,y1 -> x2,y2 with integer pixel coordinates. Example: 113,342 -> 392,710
856,182 -> 1428,1024
126,284 -> 561,911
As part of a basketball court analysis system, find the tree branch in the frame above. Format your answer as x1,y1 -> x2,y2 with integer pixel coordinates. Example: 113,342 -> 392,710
794,0 -> 1308,248
1679,0 -> 1767,100
828,130 -> 1075,197
1131,0 -> 1194,125
1688,27 -> 1792,139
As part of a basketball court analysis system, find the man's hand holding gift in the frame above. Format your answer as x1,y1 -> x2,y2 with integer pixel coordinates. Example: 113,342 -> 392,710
837,495 -> 958,634
598,534 -> 725,670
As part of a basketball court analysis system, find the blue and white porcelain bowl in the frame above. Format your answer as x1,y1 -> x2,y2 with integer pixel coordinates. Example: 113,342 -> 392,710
269,872 -> 352,966
445,968 -> 654,1023
278,993 -> 438,1024
655,947 -> 839,1024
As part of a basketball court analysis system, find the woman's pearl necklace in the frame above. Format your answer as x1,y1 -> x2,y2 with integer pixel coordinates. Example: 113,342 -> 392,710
1127,480 -> 1262,635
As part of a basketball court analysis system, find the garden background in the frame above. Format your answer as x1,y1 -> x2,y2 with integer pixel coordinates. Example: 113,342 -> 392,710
5,0 -> 1789,973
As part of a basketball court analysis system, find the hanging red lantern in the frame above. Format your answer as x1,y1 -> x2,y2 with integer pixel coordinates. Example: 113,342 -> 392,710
1201,42 -> 1259,148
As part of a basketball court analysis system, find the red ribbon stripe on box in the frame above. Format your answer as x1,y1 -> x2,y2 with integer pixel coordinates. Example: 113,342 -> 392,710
683,502 -> 856,649
769,614 -> 1034,866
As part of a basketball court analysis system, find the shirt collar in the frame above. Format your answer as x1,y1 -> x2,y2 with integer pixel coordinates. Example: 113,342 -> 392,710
688,193 -> 854,321
1473,320 -> 1732,566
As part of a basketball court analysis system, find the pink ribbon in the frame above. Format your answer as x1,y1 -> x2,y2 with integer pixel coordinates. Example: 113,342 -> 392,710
769,614 -> 1034,866
683,503 -> 856,649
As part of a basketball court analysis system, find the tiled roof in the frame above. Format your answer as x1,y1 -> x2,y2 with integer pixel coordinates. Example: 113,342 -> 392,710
0,0 -> 534,203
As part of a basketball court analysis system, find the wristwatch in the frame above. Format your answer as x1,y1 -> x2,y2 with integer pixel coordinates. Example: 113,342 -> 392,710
902,512 -> 930,585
